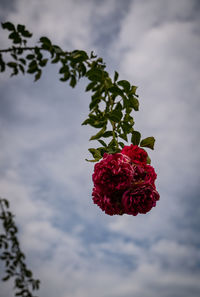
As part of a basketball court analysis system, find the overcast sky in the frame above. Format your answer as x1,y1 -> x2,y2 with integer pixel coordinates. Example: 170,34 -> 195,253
0,0 -> 200,297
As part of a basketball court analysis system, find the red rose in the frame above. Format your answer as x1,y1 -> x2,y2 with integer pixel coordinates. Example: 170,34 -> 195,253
121,144 -> 148,165
92,153 -> 134,195
92,187 -> 123,215
92,150 -> 159,216
122,183 -> 160,215
129,163 -> 157,187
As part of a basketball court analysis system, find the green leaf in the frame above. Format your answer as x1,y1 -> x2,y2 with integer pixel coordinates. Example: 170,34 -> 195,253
70,75 -> 76,88
39,59 -> 48,67
7,62 -> 17,68
40,36 -> 51,45
108,110 -> 123,122
89,97 -> 101,110
107,139 -> 120,153
17,24 -> 25,32
19,58 -> 26,65
21,30 -> 32,38
117,80 -> 130,92
147,155 -> 151,164
34,70 -> 42,81
18,64 -> 25,74
60,72 -> 70,81
119,133 -> 128,142
121,122 -> 133,134
26,54 -> 35,60
86,68 -> 105,82
1,22 -> 15,31
51,55 -> 60,64
129,96 -> 139,111
130,85 -> 138,95
2,275 -> 10,281
108,86 -> 124,97
52,45 -> 63,54
88,148 -> 102,160
140,137 -> 155,150
71,50 -> 88,62
0,54 -> 6,72
90,126 -> 106,140
25,270 -> 32,278
9,32 -> 21,43
59,65 -> 69,74
85,81 -> 97,92
102,131 -> 113,138
114,71 -> 119,82
98,139 -> 107,147
131,131 -> 141,145
114,103 -> 122,112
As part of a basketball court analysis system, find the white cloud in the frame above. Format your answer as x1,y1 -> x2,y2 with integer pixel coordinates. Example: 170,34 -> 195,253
1,0 -> 200,297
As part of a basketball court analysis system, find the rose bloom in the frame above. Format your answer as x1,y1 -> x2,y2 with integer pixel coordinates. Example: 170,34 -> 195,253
92,187 -> 123,215
132,164 -> 157,187
122,183 -> 160,215
92,153 -> 134,195
121,144 -> 148,165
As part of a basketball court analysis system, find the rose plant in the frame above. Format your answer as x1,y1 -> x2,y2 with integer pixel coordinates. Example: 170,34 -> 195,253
0,21 -> 160,296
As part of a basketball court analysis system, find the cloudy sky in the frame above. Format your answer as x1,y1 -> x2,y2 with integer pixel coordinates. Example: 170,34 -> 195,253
0,0 -> 200,296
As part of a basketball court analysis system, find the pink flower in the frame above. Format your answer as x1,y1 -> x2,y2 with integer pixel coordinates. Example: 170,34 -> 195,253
92,153 -> 134,195
122,183 -> 160,215
121,145 -> 148,165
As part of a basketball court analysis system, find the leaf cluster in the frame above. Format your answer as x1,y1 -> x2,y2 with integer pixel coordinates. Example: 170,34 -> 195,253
0,198 -> 40,297
0,21 -> 156,162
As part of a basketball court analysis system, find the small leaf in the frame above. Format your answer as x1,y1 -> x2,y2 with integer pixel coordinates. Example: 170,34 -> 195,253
102,131 -> 113,138
108,110 -> 123,122
19,64 -> 25,74
119,133 -> 128,142
108,86 -> 124,97
40,36 -> 51,45
19,58 -> 26,65
147,155 -> 151,164
114,71 -> 119,82
88,148 -> 102,160
17,24 -> 25,32
89,97 -> 101,110
26,54 -> 35,60
70,75 -> 76,88
52,45 -> 63,54
25,270 -> 32,278
130,85 -> 138,94
34,70 -> 42,81
85,81 -> 97,92
2,275 -> 10,281
39,59 -> 48,67
7,62 -> 17,68
21,30 -> 32,38
131,131 -> 141,145
0,54 -> 6,72
129,96 -> 139,111
51,55 -> 60,64
140,137 -> 155,150
117,80 -> 130,92
90,126 -> 106,140
59,65 -> 69,74
98,139 -> 107,147
1,22 -> 15,31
